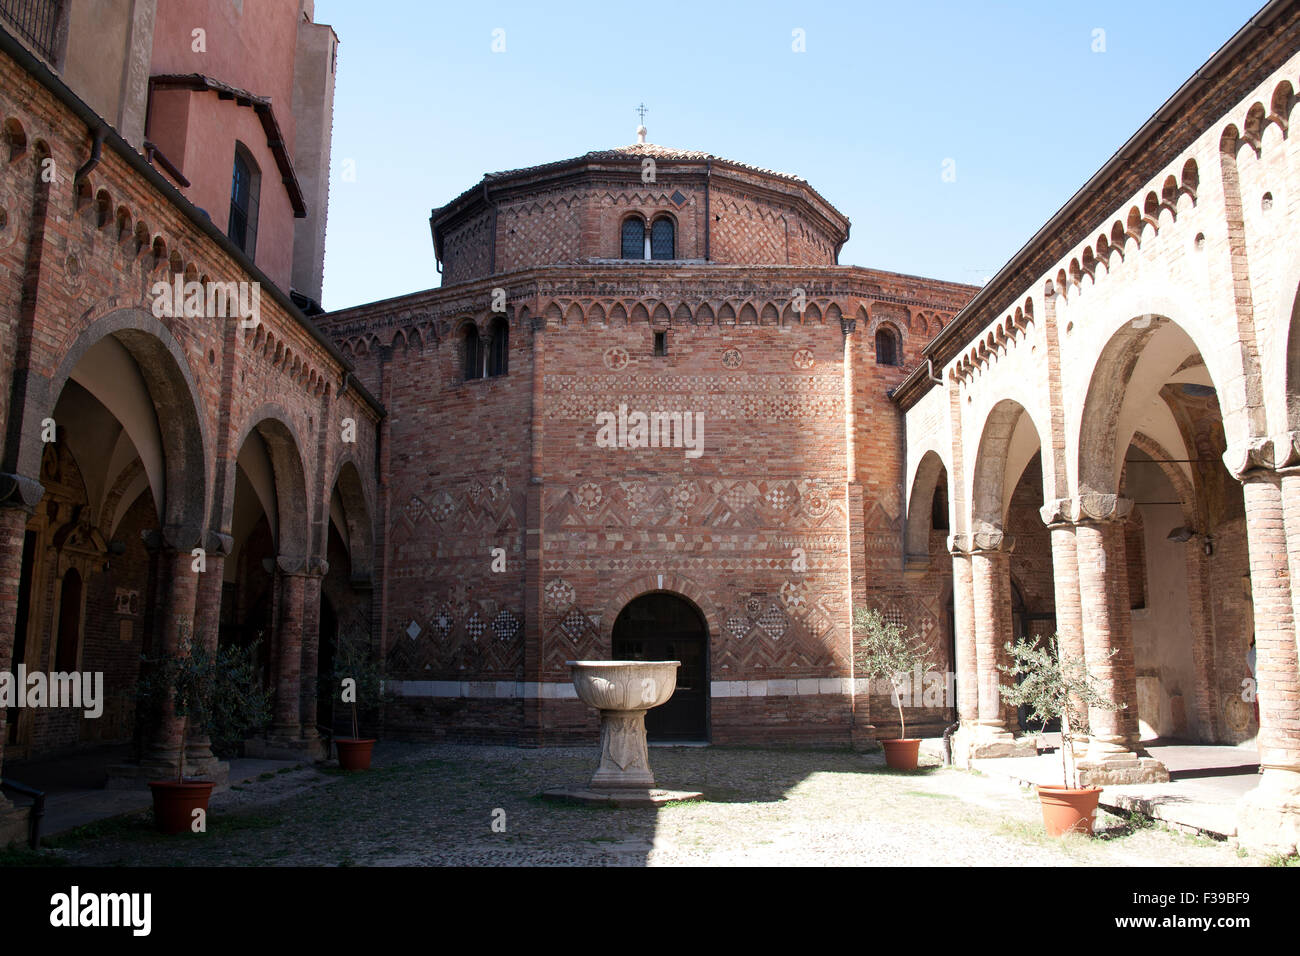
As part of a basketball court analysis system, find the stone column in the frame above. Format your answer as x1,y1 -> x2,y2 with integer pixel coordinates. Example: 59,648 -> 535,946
0,474 -> 41,843
1070,495 -> 1167,784
1042,500 -> 1091,749
271,557 -> 307,739
968,533 -> 1031,757
184,531 -> 232,784
947,537 -> 980,765
949,540 -> 978,729
1233,446 -> 1300,855
120,537 -> 203,783
1041,501 -> 1085,666
298,557 -> 327,753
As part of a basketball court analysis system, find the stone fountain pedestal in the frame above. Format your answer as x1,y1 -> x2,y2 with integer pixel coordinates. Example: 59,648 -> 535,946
541,660 -> 703,807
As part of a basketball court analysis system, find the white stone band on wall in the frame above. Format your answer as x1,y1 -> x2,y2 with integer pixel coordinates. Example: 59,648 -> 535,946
388,678 -> 867,700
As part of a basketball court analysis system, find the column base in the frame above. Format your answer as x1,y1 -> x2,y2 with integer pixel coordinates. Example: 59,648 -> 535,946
243,733 -> 326,761
0,795 -> 28,848
105,755 -> 231,789
1237,768 -> 1300,857
850,721 -> 879,753
1075,754 -> 1170,786
968,723 -> 1038,759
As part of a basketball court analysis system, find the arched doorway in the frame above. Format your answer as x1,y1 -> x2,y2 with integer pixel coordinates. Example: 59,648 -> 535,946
612,592 -> 708,741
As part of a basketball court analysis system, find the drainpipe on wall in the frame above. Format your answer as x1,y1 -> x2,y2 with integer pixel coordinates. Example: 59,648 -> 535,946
927,357 -> 943,386
74,125 -> 106,183
942,720 -> 960,765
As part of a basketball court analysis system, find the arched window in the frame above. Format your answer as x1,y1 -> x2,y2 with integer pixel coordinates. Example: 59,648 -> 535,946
651,217 -> 675,260
487,316 -> 509,377
228,142 -> 261,257
875,326 -> 899,366
621,217 -> 646,259
463,324 -> 482,380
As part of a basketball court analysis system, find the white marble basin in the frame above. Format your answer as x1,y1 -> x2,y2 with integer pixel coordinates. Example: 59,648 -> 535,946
567,660 -> 680,790
568,660 -> 679,712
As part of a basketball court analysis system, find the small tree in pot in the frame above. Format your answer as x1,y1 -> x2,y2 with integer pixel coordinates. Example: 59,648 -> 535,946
138,623 -> 271,834
331,628 -> 384,771
998,634 -> 1120,836
854,606 -> 935,770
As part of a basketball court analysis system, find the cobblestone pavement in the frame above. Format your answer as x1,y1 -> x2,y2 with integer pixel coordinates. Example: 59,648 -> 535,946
39,743 -> 1263,866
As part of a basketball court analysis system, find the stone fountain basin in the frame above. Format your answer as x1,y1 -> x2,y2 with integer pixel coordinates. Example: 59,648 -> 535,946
567,660 -> 680,711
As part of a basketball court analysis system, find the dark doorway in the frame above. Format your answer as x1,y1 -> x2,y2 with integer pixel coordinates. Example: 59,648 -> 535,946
611,592 -> 708,741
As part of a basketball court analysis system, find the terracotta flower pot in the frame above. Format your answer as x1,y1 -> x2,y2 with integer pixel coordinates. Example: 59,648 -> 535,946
148,780 -> 215,834
335,737 -> 376,771
1036,783 -> 1102,836
880,738 -> 922,770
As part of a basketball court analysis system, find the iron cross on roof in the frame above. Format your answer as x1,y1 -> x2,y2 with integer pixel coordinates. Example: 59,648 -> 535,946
637,103 -> 648,124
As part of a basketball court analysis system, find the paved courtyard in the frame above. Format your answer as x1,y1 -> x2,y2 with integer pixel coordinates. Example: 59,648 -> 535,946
12,743 -> 1283,867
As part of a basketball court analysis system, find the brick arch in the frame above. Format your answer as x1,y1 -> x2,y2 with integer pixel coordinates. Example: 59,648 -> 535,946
329,454 -> 376,582
970,398 -> 1044,537
1076,304 -> 1246,497
226,405 -> 312,561
905,449 -> 950,562
38,307 -> 210,545
599,572 -> 723,645
3,115 -> 27,159
864,310 -> 906,345
1279,252 -> 1300,434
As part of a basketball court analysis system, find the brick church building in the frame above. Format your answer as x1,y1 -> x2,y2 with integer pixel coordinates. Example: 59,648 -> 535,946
2,0 -> 1299,855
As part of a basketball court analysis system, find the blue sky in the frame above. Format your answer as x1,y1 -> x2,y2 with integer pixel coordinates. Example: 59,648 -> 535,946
315,0 -> 1265,310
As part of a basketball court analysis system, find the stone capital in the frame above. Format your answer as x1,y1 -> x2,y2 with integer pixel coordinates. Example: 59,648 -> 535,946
203,530 -> 234,557
306,556 -> 330,578
149,523 -> 205,554
840,316 -> 857,336
0,472 -> 44,512
1223,435 -> 1288,480
970,530 -> 1015,554
947,532 -> 971,556
1054,493 -> 1134,525
1039,498 -> 1073,528
276,554 -> 309,576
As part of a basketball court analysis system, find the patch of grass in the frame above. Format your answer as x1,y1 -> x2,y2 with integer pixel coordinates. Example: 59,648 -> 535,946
0,844 -> 68,866
902,790 -> 956,800
995,817 -> 1052,846
207,812 -> 278,835
1093,812 -> 1154,841
41,812 -> 154,848
258,772 -> 275,781
276,767 -> 294,775
1264,852 -> 1299,867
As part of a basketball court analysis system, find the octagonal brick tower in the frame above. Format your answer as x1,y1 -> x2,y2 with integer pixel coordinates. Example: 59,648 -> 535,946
323,130 -> 976,748
430,131 -> 851,284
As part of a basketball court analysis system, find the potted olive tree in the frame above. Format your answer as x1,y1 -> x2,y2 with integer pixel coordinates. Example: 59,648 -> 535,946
331,628 -> 383,771
998,634 -> 1119,837
854,606 -> 935,770
138,623 -> 270,833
